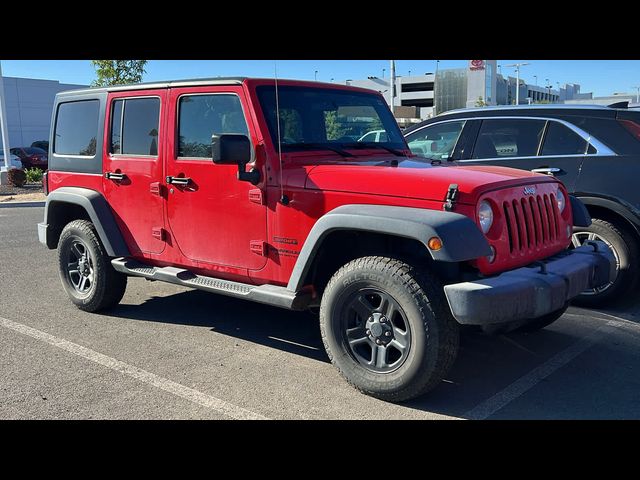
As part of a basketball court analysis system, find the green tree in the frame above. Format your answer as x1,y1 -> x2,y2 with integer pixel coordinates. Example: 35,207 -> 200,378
91,60 -> 147,87
475,96 -> 488,107
324,110 -> 346,140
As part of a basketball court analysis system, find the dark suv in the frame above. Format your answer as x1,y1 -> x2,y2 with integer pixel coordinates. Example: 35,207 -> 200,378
404,105 -> 640,307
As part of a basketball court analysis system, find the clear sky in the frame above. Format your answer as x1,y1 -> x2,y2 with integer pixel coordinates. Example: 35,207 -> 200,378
2,60 -> 639,97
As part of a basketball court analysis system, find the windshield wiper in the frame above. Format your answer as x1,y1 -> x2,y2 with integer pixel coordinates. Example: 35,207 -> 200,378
283,143 -> 354,157
343,142 -> 405,157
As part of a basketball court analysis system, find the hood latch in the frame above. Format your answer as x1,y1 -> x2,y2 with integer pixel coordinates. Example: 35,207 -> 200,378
443,183 -> 459,211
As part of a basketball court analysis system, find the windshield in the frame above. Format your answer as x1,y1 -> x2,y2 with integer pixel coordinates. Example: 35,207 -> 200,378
256,85 -> 406,152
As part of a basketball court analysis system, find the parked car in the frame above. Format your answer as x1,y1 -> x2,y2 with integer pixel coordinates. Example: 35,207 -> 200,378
358,129 -> 387,142
30,140 -> 49,152
38,79 -> 613,402
0,149 -> 23,170
404,104 -> 640,307
10,146 -> 48,170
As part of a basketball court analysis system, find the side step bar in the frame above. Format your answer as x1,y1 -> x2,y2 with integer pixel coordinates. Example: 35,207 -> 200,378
111,258 -> 310,311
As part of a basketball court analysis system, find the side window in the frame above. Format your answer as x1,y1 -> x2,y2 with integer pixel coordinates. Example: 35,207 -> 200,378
472,119 -> 545,159
178,94 -> 249,159
406,121 -> 465,160
110,97 -> 160,156
541,121 -> 588,156
54,100 -> 100,156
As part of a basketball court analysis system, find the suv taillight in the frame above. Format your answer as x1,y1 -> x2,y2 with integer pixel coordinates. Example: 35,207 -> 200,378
619,119 -> 640,141
43,171 -> 49,196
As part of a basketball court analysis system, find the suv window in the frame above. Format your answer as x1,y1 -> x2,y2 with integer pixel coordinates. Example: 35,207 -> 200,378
54,100 -> 100,156
541,121 -> 588,156
110,97 -> 160,156
178,94 -> 249,159
406,121 -> 465,160
472,119 -> 545,159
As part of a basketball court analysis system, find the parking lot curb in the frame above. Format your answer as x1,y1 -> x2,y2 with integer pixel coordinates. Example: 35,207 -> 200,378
0,201 -> 45,208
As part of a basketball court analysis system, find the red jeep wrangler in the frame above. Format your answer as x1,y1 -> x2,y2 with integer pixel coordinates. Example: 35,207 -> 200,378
38,78 -> 614,401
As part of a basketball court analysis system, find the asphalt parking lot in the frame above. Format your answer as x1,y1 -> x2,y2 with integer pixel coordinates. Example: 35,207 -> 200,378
1,205 -> 639,420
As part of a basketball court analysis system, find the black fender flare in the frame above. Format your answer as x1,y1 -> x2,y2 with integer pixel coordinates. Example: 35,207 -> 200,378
577,194 -> 640,235
42,187 -> 130,257
287,204 -> 491,292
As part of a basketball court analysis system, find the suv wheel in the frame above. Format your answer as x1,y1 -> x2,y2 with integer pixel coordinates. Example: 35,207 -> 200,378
58,220 -> 127,312
320,256 -> 459,402
571,218 -> 639,308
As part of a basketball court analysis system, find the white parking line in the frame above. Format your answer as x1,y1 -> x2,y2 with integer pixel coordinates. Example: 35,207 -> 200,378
0,315 -> 268,420
464,320 -> 616,420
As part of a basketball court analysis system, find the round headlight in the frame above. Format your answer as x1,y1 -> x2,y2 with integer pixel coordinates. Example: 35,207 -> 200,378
556,187 -> 566,213
478,200 -> 494,234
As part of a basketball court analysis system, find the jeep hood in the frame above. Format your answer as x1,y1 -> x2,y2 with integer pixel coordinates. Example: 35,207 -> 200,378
302,157 -> 557,204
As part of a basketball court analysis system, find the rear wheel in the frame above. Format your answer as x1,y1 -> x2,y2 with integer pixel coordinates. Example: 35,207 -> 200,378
58,220 -> 127,312
571,218 -> 639,308
319,256 -> 459,402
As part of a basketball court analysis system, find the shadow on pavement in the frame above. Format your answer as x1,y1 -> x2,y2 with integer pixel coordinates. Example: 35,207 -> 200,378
107,286 -> 640,419
109,289 -> 329,363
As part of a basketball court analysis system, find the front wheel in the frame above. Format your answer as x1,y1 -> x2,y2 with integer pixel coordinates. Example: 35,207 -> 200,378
571,218 -> 639,308
319,256 -> 459,402
58,220 -> 127,312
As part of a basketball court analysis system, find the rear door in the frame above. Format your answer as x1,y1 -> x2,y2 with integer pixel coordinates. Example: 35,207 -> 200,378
456,118 -> 587,192
103,90 -> 167,255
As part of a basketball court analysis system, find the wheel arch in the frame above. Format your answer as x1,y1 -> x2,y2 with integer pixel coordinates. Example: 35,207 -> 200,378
42,187 -> 130,257
577,195 -> 640,238
287,204 -> 491,292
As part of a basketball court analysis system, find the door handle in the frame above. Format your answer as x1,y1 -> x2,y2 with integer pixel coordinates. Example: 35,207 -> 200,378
166,176 -> 191,186
105,172 -> 126,181
531,167 -> 565,176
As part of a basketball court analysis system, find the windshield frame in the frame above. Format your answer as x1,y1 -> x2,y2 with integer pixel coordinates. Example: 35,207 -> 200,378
255,84 -> 408,154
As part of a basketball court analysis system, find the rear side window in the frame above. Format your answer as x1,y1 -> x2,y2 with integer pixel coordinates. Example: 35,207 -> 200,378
472,119 -> 545,159
54,100 -> 100,156
110,97 -> 160,156
178,94 -> 249,159
541,122 -> 587,156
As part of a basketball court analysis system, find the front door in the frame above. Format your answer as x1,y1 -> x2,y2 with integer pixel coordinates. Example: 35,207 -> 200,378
165,86 -> 267,271
103,90 -> 166,255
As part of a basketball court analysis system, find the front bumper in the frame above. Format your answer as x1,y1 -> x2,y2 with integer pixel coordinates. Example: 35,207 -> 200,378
444,241 -> 616,325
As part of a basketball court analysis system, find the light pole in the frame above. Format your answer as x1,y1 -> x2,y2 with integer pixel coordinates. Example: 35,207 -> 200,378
314,70 -> 318,81
632,86 -> 640,103
545,78 -> 550,101
533,75 -> 538,86
382,68 -> 386,79
503,62 -> 530,105
389,60 -> 396,111
0,61 -> 10,175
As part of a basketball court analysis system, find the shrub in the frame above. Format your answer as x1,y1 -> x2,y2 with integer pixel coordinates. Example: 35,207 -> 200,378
25,167 -> 44,184
8,168 -> 27,187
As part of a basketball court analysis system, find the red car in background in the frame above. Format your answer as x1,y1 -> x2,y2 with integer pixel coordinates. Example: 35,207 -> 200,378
10,147 -> 48,170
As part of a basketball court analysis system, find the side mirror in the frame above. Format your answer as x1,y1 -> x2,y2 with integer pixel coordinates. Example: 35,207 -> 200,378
212,134 -> 251,165
211,133 -> 260,185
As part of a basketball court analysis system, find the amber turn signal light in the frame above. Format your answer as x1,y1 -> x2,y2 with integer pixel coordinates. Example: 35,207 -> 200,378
428,237 -> 443,251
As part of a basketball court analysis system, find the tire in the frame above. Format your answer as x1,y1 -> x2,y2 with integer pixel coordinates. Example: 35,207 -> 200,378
319,256 -> 459,402
514,305 -> 568,333
571,218 -> 639,308
58,220 -> 127,312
